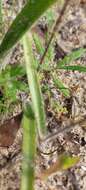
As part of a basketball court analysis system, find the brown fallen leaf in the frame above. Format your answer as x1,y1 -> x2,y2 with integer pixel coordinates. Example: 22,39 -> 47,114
0,112 -> 23,147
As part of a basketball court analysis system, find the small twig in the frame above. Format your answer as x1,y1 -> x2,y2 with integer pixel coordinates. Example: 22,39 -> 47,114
37,146 -> 59,155
41,114 -> 86,143
38,114 -> 86,155
40,0 -> 70,65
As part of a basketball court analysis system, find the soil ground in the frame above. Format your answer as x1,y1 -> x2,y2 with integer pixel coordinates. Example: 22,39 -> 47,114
0,1 -> 86,190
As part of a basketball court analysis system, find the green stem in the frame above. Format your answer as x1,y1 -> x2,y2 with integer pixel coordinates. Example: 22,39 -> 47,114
21,104 -> 36,190
22,33 -> 46,139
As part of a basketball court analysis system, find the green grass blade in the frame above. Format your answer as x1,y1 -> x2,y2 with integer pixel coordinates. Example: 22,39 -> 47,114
23,33 -> 46,138
33,33 -> 54,61
0,0 -> 58,59
21,104 -> 36,190
57,65 -> 86,72
33,33 -> 54,71
33,33 -> 44,55
57,48 -> 86,67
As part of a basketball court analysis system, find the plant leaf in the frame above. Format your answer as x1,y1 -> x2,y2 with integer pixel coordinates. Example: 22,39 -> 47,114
53,76 -> 70,97
60,154 -> 80,170
10,64 -> 26,77
57,65 -> 86,72
0,113 -> 22,147
0,0 -> 58,58
33,33 -> 44,55
57,48 -> 86,67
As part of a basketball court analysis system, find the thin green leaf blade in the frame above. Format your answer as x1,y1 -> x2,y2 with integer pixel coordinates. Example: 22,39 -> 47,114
0,0 -> 58,58
57,65 -> 86,72
33,33 -> 45,55
57,48 -> 86,67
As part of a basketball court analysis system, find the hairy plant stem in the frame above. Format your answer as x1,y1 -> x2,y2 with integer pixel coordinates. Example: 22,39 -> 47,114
42,114 -> 86,143
21,104 -> 36,190
22,32 -> 46,139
